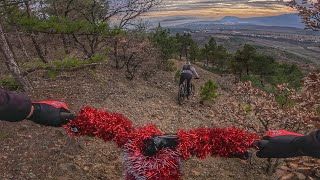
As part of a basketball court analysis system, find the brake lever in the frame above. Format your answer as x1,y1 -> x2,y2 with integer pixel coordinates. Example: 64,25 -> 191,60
70,126 -> 80,133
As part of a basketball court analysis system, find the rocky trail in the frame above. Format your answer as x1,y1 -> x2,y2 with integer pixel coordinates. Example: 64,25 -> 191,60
0,61 -> 271,180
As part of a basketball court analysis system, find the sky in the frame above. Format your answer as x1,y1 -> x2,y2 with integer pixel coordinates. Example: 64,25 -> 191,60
146,0 -> 297,19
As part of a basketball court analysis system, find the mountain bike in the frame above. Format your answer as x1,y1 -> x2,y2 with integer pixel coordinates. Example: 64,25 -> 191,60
178,78 -> 198,105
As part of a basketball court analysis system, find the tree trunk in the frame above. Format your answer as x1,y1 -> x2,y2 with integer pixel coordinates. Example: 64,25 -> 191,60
185,48 -> 188,61
61,35 -> 70,54
114,38 -> 119,69
246,65 -> 249,75
25,1 -> 47,63
0,23 -> 33,91
16,30 -> 30,61
239,70 -> 242,81
30,34 -> 47,63
72,34 -> 89,57
125,53 -> 136,80
260,74 -> 265,87
44,39 -> 48,56
206,56 -> 209,66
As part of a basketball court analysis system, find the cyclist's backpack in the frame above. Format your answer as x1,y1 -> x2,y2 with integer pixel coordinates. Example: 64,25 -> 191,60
182,64 -> 191,71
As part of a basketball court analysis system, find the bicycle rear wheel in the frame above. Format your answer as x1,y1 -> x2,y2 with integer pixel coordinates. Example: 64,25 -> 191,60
178,83 -> 186,105
190,83 -> 195,97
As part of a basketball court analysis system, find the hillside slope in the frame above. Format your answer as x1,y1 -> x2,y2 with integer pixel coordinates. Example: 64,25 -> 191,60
0,62 -> 270,180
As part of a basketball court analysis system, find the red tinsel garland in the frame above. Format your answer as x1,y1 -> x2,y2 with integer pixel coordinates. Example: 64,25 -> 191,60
123,125 -> 182,180
124,141 -> 182,180
65,106 -> 259,180
177,128 -> 258,160
66,106 -> 133,147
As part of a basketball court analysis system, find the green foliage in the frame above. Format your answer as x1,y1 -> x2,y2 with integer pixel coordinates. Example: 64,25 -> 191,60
199,45 -> 209,63
242,75 -> 264,89
238,49 -> 303,91
250,54 -> 275,78
234,44 -> 256,77
174,69 -> 181,82
175,33 -> 195,60
23,55 -> 107,79
4,3 -> 112,35
200,37 -> 217,65
0,76 -> 20,90
52,57 -> 83,69
275,95 -> 296,109
210,42 -> 305,91
189,42 -> 199,62
150,25 -> 177,60
24,54 -> 106,70
243,62 -> 303,91
196,39 -> 304,92
200,80 -> 219,103
201,64 -> 227,75
47,57 -> 86,79
269,63 -> 303,89
215,45 -> 229,70
208,37 -> 217,48
88,53 -> 107,63
22,59 -> 48,70
316,106 -> 320,115
50,56 -> 105,69
198,37 -> 230,70
243,103 -> 252,114
165,60 -> 177,72
47,69 -> 58,80
273,83 -> 298,109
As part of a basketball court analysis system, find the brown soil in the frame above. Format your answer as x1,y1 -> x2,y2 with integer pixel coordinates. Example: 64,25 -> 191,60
1,61 -> 273,180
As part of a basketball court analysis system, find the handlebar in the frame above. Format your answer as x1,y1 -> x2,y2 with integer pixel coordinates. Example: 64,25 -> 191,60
143,135 -> 179,156
60,112 -> 76,121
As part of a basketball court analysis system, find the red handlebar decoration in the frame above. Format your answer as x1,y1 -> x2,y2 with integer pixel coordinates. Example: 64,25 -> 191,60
65,106 -> 259,180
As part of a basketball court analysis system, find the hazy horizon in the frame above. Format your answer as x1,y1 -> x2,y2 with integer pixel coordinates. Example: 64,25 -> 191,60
145,0 -> 296,19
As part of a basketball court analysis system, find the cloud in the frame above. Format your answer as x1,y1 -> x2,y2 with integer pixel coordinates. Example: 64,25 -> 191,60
148,0 -> 296,18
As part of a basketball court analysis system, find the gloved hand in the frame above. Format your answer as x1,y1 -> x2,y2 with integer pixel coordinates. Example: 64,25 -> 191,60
143,135 -> 179,156
256,130 -> 320,158
27,101 -> 75,127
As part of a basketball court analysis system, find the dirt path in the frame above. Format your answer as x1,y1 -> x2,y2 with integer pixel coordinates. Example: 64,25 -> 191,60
0,63 -> 272,180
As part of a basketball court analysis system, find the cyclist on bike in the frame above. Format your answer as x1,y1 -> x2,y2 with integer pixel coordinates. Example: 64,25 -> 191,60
179,62 -> 200,97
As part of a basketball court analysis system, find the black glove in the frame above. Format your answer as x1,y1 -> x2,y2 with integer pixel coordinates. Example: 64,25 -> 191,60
143,135 -> 179,156
27,101 -> 75,127
256,130 -> 320,158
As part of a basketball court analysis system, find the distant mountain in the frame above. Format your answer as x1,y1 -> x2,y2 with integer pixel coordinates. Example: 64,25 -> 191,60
219,16 -> 241,23
215,14 -> 304,28
164,14 -> 305,29
147,16 -> 208,28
